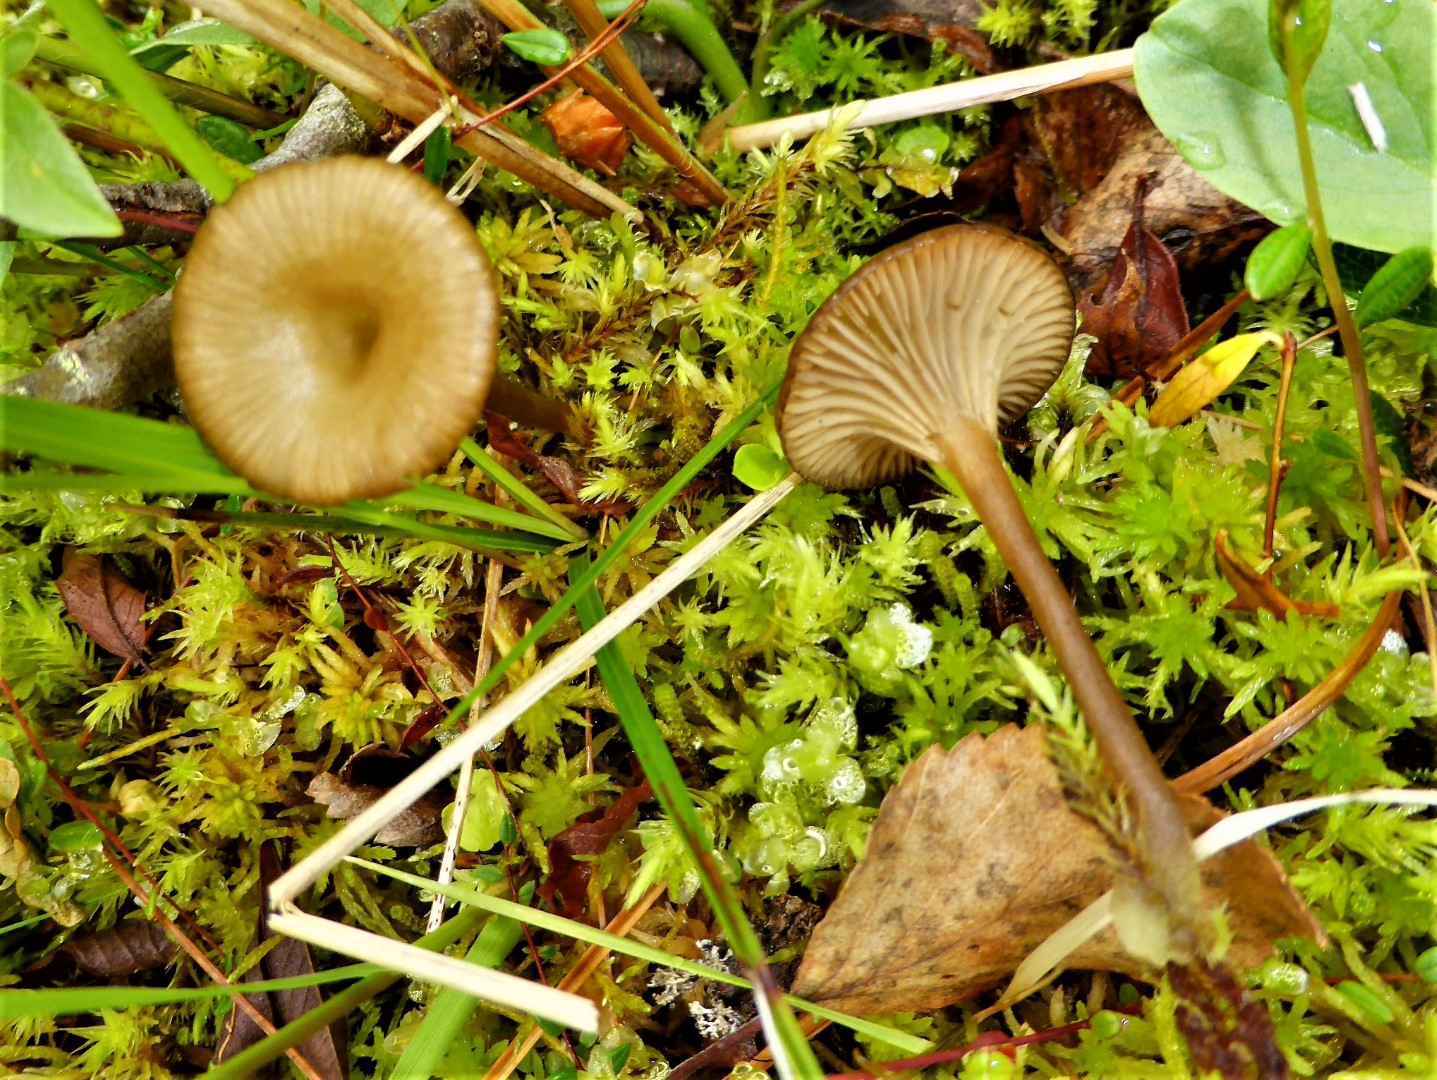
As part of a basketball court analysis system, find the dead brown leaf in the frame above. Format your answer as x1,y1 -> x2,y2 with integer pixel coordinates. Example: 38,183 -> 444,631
792,726 -> 1321,1015
1215,531 -> 1342,620
56,547 -> 147,662
1077,183 -> 1190,379
215,843 -> 348,1078
307,746 -> 445,847
538,778 -> 652,919
542,91 -> 632,177
59,921 -> 177,977
818,0 -> 994,70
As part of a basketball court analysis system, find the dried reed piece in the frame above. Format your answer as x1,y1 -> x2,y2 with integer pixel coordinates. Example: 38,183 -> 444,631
268,477 -> 800,1007
726,48 -> 1136,152
475,0 -> 728,205
198,0 -> 633,219
559,0 -> 675,133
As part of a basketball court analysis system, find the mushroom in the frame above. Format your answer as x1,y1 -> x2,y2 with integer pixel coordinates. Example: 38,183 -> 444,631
173,156 -> 569,507
778,223 -> 1203,960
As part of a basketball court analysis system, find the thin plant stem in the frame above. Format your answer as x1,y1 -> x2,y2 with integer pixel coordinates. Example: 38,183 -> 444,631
1283,52 -> 1390,557
1264,332 -> 1298,559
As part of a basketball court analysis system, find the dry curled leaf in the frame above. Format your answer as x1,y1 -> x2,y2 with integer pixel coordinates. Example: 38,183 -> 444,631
793,726 -> 1320,1015
1078,185 -> 1190,379
307,746 -> 445,847
59,921 -> 177,977
56,547 -> 147,662
1215,531 -> 1342,620
542,92 -> 631,177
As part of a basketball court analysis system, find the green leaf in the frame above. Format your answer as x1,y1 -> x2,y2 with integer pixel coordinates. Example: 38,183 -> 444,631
196,115 -> 263,164
1416,946 -> 1437,983
1354,246 -> 1435,327
1244,223 -> 1312,299
1335,243 -> 1437,326
46,821 -> 104,853
1268,0 -> 1330,84
732,443 -> 789,491
1135,0 -> 1435,254
2,29 -> 38,76
423,122 -> 451,186
0,241 -> 14,287
502,29 -> 571,65
128,17 -> 257,52
0,82 -> 122,237
1334,980 -> 1395,1023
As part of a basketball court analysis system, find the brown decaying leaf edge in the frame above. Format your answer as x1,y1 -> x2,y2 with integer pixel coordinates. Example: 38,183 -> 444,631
792,725 -> 1321,1016
1214,530 -> 1342,621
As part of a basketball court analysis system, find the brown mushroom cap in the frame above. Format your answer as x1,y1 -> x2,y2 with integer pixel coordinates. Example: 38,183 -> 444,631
173,156 -> 499,506
777,224 -> 1074,490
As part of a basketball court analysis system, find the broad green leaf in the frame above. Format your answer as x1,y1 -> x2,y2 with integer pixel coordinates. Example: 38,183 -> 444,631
1354,247 -> 1435,328
0,81 -> 122,237
1135,0 -> 1435,254
128,17 -> 256,52
1335,243 -> 1437,327
502,29 -> 571,66
1243,223 -> 1312,300
2,29 -> 38,76
1268,0 -> 1330,84
1148,331 -> 1281,428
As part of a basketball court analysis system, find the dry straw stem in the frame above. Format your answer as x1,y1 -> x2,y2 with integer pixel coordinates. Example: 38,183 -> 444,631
726,48 -> 1135,152
474,0 -> 727,205
196,0 -> 633,219
268,477 -> 801,993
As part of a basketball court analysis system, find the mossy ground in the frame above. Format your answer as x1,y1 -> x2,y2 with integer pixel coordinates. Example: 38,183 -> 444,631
2,1 -> 1436,1076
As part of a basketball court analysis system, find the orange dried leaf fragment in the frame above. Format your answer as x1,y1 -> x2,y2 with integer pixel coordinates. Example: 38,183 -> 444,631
542,92 -> 631,176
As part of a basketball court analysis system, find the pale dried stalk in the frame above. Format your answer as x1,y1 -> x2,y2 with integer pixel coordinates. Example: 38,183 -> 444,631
197,0 -> 633,218
474,0 -> 727,205
270,477 -> 799,989
484,884 -> 667,1080
558,0 -> 674,133
267,909 -> 600,1030
726,48 -> 1136,152
426,555 -> 506,933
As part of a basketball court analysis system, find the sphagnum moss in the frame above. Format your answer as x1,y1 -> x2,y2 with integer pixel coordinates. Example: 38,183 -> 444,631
3,3 -> 1437,1077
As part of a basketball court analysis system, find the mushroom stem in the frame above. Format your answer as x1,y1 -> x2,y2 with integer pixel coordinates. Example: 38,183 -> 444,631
941,413 -> 1202,957
487,376 -> 575,437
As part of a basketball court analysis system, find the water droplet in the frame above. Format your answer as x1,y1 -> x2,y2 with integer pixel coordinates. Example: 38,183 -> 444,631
240,719 -> 282,756
826,760 -> 866,805
886,603 -> 933,669
1367,39 -> 1384,52
1173,134 -> 1226,170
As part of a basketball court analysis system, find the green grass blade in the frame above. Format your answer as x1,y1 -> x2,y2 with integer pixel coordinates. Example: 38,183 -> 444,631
0,963 -> 379,1017
350,859 -> 929,1056
381,481 -> 580,541
459,436 -> 589,541
42,0 -> 240,201
201,908 -> 487,1080
49,241 -> 170,292
391,912 -> 525,1080
571,554 -> 824,1080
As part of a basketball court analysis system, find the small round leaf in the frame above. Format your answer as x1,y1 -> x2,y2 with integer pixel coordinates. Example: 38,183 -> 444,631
195,115 -> 262,164
732,444 -> 789,491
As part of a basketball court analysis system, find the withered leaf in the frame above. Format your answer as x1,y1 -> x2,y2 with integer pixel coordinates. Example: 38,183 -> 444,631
542,92 -> 632,177
309,747 -> 445,847
819,0 -> 994,70
57,548 -> 147,661
793,726 -> 1321,1015
1215,531 -> 1341,620
215,843 -> 348,1078
60,921 -> 176,977
539,779 -> 652,919
1078,184 -> 1190,379
1170,957 -> 1289,1080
